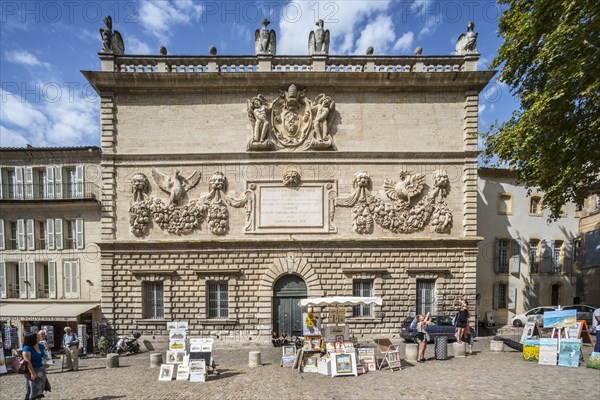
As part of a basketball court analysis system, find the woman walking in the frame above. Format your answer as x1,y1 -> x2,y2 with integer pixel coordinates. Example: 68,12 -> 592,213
22,332 -> 51,399
416,312 -> 432,363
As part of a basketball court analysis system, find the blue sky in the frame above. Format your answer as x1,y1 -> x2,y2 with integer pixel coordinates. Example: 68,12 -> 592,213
0,0 -> 518,151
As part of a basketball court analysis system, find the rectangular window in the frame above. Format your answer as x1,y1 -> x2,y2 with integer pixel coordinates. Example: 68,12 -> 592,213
35,263 -> 49,299
352,279 -> 373,317
416,280 -> 435,315
498,194 -> 512,214
66,168 -> 77,199
494,283 -> 508,309
7,169 -> 16,199
529,240 -> 539,273
5,263 -> 20,299
8,221 -> 17,250
38,221 -> 47,249
529,196 -> 542,215
497,239 -> 509,273
66,220 -> 76,249
38,169 -> 47,199
552,241 -> 563,274
143,282 -> 164,319
573,239 -> 582,264
207,282 -> 228,319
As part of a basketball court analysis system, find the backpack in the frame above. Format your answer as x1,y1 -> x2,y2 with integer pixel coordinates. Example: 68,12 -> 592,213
13,355 -> 28,374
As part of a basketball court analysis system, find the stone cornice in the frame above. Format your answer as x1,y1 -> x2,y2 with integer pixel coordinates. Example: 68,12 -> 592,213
100,237 -> 484,252
81,70 -> 496,94
107,151 -> 479,164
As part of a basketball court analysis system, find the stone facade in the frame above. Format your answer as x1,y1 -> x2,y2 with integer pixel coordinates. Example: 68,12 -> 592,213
575,194 -> 600,304
84,49 -> 493,347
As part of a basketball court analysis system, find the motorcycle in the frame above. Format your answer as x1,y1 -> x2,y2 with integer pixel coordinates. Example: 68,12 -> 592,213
112,332 -> 141,355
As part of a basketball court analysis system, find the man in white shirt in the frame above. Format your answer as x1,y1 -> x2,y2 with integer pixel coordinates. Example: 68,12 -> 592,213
62,326 -> 80,371
593,307 -> 600,353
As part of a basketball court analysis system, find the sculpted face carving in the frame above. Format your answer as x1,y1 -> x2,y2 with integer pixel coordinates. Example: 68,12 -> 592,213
210,172 -> 228,192
283,170 -> 301,187
353,171 -> 372,190
132,173 -> 148,193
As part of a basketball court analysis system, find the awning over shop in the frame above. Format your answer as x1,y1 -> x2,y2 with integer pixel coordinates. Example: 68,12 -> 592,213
298,297 -> 383,307
0,302 -> 99,321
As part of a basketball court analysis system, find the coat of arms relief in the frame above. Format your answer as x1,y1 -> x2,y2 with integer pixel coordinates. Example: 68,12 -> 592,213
247,84 -> 336,151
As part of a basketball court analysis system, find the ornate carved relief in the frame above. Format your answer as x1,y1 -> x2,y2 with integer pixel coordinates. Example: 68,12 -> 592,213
255,19 -> 276,55
308,20 -> 330,55
128,170 -> 248,237
337,170 -> 453,234
282,169 -> 301,187
246,84 -> 336,151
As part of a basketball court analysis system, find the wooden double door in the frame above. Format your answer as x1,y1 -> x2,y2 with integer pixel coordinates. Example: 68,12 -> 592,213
273,275 -> 307,338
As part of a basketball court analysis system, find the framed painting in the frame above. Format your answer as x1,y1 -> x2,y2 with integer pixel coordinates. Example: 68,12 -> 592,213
332,353 -> 357,377
303,354 -> 319,372
176,365 -> 190,381
166,350 -> 178,364
166,322 -> 177,331
282,345 -> 296,357
158,364 -> 174,381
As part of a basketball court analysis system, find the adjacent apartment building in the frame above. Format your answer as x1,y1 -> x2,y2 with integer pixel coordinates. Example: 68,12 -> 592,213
477,168 -> 580,326
0,147 -> 102,351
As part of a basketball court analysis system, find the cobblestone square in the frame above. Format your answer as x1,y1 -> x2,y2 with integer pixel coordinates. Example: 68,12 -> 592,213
1,337 -> 598,400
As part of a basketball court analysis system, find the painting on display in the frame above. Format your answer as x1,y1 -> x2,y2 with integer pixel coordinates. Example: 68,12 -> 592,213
158,364 -> 174,381
566,322 -> 583,339
522,339 -> 540,362
189,360 -> 206,382
538,338 -> 558,366
519,322 -> 541,343
176,365 -> 190,381
558,338 -> 581,368
303,312 -> 322,336
0,338 -> 6,374
543,310 -> 577,328
169,340 -> 185,351
169,329 -> 187,341
332,352 -> 358,377
166,350 -> 178,364
303,354 -> 319,372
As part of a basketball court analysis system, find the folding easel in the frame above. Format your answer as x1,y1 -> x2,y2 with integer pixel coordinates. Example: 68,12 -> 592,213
374,339 -> 401,371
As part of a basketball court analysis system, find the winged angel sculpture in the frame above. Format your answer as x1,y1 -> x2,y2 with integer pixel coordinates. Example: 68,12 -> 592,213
308,19 -> 330,55
455,21 -> 478,55
151,168 -> 202,206
99,15 -> 125,55
255,19 -> 276,55
384,171 -> 426,204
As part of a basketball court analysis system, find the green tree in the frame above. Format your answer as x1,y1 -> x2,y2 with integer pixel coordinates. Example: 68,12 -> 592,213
482,0 -> 600,219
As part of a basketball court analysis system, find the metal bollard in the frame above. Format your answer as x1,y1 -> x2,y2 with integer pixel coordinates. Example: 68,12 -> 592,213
248,351 -> 261,367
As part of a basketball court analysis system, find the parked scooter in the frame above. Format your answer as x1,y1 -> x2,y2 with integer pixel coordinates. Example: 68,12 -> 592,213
112,332 -> 141,355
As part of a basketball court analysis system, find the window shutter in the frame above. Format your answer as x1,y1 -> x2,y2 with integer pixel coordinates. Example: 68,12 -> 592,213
540,239 -> 552,273
75,165 -> 84,198
510,239 -> 520,274
0,219 -> 4,251
494,239 -> 500,273
492,283 -> 499,310
15,167 -> 24,199
46,219 -> 55,250
0,262 -> 6,299
24,167 -> 33,199
76,218 -> 84,249
508,283 -> 517,310
0,168 -> 3,199
46,167 -> 54,198
563,240 -> 573,274
64,262 -> 71,298
54,167 -> 63,199
27,261 -> 36,299
17,219 -> 25,250
48,261 -> 57,299
54,219 -> 63,250
18,261 -> 27,298
72,262 -> 80,298
26,219 -> 35,250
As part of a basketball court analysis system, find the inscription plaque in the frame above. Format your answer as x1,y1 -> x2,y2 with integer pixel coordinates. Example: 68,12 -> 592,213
259,186 -> 323,228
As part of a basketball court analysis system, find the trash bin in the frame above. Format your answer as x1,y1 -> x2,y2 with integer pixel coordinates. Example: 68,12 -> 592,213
435,336 -> 448,360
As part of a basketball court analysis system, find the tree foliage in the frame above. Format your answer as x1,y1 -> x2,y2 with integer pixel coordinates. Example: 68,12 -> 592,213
482,0 -> 600,219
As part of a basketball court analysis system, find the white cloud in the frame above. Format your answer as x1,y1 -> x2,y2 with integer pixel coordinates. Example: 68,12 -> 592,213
393,31 -> 414,53
139,0 -> 203,42
0,88 -> 98,147
128,36 -> 153,55
418,16 -> 438,38
5,50 -> 50,68
0,125 -> 29,147
278,0 -> 391,55
354,15 -> 396,55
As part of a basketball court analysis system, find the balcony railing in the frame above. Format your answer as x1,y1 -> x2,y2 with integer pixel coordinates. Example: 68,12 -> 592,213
103,54 -> 478,74
1,182 -> 100,201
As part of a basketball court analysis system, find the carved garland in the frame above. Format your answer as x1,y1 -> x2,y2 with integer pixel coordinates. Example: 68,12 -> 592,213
128,171 -> 248,237
337,170 -> 453,234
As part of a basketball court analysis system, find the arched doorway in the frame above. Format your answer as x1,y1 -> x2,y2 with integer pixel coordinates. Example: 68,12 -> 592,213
273,275 -> 307,337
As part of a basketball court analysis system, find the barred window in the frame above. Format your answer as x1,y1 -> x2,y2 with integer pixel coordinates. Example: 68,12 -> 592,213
529,240 -> 539,273
208,282 -> 228,319
143,282 -> 164,319
352,280 -> 373,317
497,283 -> 507,309
552,241 -> 563,274
497,239 -> 509,273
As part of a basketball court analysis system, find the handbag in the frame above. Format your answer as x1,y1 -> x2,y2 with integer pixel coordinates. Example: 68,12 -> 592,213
13,355 -> 29,374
